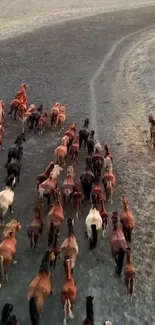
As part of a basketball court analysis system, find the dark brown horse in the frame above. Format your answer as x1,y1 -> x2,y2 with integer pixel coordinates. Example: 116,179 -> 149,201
80,158 -> 95,201
79,118 -> 90,150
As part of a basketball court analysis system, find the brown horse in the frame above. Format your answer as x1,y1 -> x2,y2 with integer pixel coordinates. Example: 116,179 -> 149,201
38,165 -> 62,206
56,106 -> 66,132
102,169 -> 116,204
60,218 -> 78,274
69,135 -> 79,165
47,188 -> 64,246
54,137 -> 69,166
36,162 -> 54,190
100,198 -> 108,236
124,247 -> 136,302
83,296 -> 95,325
120,195 -> 135,243
65,123 -> 76,147
61,258 -> 77,325
61,166 -> 75,205
50,102 -> 60,127
27,202 -> 43,250
111,212 -> 127,277
72,179 -> 84,218
38,112 -> 48,135
91,182 -> 104,204
0,219 -> 21,286
27,249 -> 55,325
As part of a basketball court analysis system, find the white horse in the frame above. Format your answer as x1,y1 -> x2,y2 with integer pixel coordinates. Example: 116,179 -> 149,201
94,140 -> 102,152
104,322 -> 112,325
104,156 -> 113,172
85,206 -> 103,250
0,176 -> 16,225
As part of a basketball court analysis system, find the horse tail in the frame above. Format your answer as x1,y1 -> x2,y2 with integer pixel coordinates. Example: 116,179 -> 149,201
29,297 -> 39,325
48,222 -> 54,246
38,187 -> 45,198
90,225 -> 97,250
0,256 -> 5,287
116,248 -> 125,277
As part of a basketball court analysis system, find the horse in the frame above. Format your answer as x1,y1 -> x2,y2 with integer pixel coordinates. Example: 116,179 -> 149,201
8,99 -> 21,120
0,125 -> 4,151
72,179 -> 84,218
0,303 -> 14,325
5,133 -> 26,168
80,160 -> 95,201
35,162 -> 54,190
85,196 -> 103,250
6,146 -> 23,183
28,105 -> 43,132
47,188 -> 64,246
61,166 -> 75,205
21,105 -> 36,132
83,296 -> 95,325
60,218 -> 78,274
91,182 -> 104,204
54,137 -> 69,166
65,123 -> 76,147
92,142 -> 104,183
56,106 -> 66,132
27,249 -> 55,325
100,199 -> 108,236
149,114 -> 155,140
0,175 -> 16,226
68,135 -> 79,165
102,169 -> 116,204
104,156 -> 113,172
79,118 -> 89,150
120,195 -> 135,244
27,202 -> 43,250
50,102 -> 61,127
61,258 -> 77,325
38,165 -> 62,206
0,219 -> 21,286
6,315 -> 19,325
38,112 -> 48,135
111,212 -> 127,277
87,130 -> 95,157
124,247 -> 136,302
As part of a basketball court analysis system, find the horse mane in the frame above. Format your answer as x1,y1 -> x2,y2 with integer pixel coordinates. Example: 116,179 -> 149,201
3,219 -> 18,238
38,250 -> 50,274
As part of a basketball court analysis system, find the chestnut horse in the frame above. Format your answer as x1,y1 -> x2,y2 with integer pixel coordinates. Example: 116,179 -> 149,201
50,102 -> 60,127
36,161 -> 54,190
38,165 -> 62,206
69,135 -> 79,165
72,179 -> 84,218
54,137 -> 69,166
0,219 -> 21,286
65,123 -> 76,147
111,212 -> 127,277
102,168 -> 115,204
83,296 -> 95,325
47,188 -> 64,246
61,166 -> 75,205
27,202 -> 43,250
61,258 -> 77,325
124,247 -> 136,302
60,218 -> 78,274
27,249 -> 55,325
91,182 -> 104,204
120,195 -> 135,243
56,106 -> 66,132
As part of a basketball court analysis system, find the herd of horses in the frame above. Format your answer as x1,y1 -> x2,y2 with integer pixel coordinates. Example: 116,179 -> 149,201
0,83 -> 143,325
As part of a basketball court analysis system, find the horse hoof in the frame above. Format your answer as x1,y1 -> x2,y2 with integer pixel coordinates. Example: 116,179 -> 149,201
13,260 -> 17,265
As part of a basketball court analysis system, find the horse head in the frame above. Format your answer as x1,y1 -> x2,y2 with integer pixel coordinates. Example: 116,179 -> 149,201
83,118 -> 89,128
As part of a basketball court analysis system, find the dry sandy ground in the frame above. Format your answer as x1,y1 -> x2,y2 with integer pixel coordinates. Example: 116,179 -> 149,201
0,3 -> 155,325
0,0 -> 155,39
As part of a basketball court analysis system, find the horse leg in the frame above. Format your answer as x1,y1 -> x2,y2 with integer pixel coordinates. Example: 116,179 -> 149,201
79,136 -> 83,150
9,205 -> 13,213
4,272 -> 8,282
84,136 -> 88,150
14,107 -> 18,120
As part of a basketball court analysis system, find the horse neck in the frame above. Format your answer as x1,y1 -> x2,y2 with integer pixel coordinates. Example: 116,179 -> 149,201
126,250 -> 131,264
123,201 -> 129,212
66,261 -> 72,280
36,207 -> 42,219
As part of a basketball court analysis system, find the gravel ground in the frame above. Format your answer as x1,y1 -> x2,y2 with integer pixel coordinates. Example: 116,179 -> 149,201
0,4 -> 155,325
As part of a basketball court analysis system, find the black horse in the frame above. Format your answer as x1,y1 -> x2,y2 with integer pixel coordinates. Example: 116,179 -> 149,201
87,130 -> 95,156
5,133 -> 26,168
28,105 -> 43,132
79,118 -> 90,150
83,296 -> 95,325
80,158 -> 95,200
7,146 -> 23,183
0,303 -> 14,325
